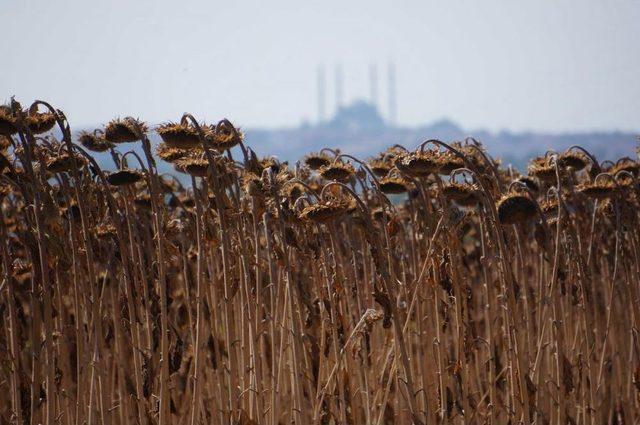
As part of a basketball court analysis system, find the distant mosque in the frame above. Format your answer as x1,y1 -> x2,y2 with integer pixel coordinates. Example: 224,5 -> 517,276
315,62 -> 398,130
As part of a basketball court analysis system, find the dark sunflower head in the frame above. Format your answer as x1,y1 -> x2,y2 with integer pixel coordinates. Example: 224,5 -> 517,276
395,150 -> 441,177
242,173 -> 266,198
156,142 -> 195,163
157,122 -> 201,149
105,118 -> 145,143
577,180 -> 616,199
319,161 -> 355,182
558,150 -> 589,171
208,119 -> 243,151
368,158 -> 392,177
78,131 -> 114,152
378,176 -> 409,194
497,192 -> 538,225
612,158 -> 640,176
175,155 -> 209,177
26,111 -> 56,134
0,106 -> 17,136
280,181 -> 306,202
305,152 -> 332,170
442,182 -> 479,207
438,151 -> 466,175
106,169 -> 145,186
299,198 -> 350,223
46,153 -> 87,174
527,157 -> 557,183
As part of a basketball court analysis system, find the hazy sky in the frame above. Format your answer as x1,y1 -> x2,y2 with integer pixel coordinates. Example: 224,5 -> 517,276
1,0 -> 638,132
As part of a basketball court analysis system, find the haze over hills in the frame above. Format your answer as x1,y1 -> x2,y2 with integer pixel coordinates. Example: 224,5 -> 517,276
246,100 -> 638,170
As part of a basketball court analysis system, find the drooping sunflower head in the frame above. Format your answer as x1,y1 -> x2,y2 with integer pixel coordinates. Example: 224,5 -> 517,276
557,150 -> 589,171
378,176 -> 410,194
577,180 -> 616,199
25,110 -> 57,135
45,152 -> 87,174
78,131 -> 114,152
106,169 -> 145,186
319,161 -> 355,182
0,106 -> 17,137
527,156 -> 557,183
156,142 -> 195,163
497,192 -> 538,225
208,119 -> 243,151
305,152 -> 332,170
299,197 -> 351,223
395,150 -> 441,178
105,118 -> 146,143
157,122 -> 201,149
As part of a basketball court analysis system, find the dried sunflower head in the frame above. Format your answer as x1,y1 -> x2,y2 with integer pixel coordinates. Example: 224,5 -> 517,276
156,142 -> 194,163
395,150 -> 441,177
46,152 -> 87,174
497,192 -> 538,224
26,111 -> 56,134
106,169 -> 145,186
280,181 -> 306,202
378,176 -> 409,194
157,122 -> 201,149
577,180 -> 616,199
105,118 -> 145,143
242,173 -> 266,198
175,154 -> 209,177
305,152 -> 332,170
0,106 -> 17,136
319,161 -> 355,182
208,119 -> 243,151
78,131 -> 114,152
299,198 -> 351,223
612,158 -> 640,176
527,156 -> 557,183
368,158 -> 392,177
438,151 -> 466,175
557,150 -> 589,171
442,182 -> 479,207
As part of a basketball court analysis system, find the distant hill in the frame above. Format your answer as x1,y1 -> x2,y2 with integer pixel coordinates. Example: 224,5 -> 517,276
81,100 -> 638,173
246,101 -> 638,170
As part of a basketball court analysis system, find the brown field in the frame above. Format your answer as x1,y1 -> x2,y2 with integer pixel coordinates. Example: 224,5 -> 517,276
1,100 -> 639,424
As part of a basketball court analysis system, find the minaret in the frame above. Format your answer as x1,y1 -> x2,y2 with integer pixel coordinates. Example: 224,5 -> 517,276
387,62 -> 397,125
369,63 -> 378,108
335,64 -> 344,113
317,65 -> 326,123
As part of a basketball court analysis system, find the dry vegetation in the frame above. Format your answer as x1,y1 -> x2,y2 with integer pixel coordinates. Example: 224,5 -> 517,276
1,99 -> 639,425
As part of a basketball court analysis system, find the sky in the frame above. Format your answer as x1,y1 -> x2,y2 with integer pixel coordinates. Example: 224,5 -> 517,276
1,0 -> 639,133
